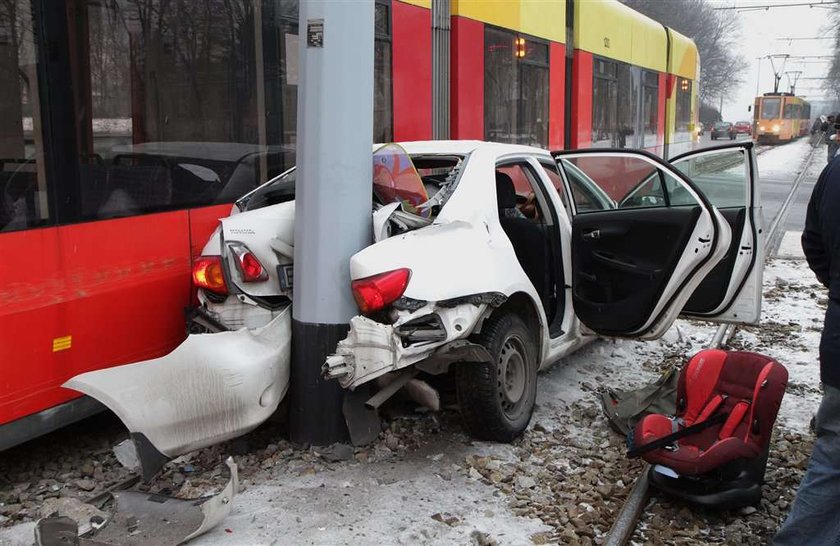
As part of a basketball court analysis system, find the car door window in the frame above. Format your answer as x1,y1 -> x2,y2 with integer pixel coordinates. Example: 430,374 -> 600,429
670,145 -> 761,322
496,164 -> 547,223
558,155 -> 687,212
672,149 -> 747,209
539,162 -> 569,213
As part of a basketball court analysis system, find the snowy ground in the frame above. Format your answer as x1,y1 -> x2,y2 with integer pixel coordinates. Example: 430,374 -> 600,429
0,142 -> 825,545
188,256 -> 825,545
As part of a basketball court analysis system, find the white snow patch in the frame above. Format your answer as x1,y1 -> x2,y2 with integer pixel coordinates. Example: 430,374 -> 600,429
777,231 -> 805,259
193,442 -> 549,546
756,139 -> 812,177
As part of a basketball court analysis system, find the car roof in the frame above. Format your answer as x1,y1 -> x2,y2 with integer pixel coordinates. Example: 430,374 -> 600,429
388,140 -> 552,158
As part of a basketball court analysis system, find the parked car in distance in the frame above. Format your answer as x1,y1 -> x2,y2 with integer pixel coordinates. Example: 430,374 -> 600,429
65,141 -> 765,481
734,121 -> 752,136
711,122 -> 736,140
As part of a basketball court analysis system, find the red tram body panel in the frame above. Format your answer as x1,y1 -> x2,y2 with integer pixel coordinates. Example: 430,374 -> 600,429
0,0 -> 700,447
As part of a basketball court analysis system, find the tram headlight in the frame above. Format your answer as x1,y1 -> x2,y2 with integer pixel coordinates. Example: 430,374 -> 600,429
759,125 -> 765,132
772,124 -> 780,133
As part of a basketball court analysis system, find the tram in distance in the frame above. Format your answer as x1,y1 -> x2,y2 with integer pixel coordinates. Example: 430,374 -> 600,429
753,92 -> 811,144
0,0 -> 700,448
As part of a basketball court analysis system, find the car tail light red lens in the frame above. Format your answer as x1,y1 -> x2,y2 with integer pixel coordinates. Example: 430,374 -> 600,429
192,256 -> 228,294
351,268 -> 411,315
228,242 -> 269,282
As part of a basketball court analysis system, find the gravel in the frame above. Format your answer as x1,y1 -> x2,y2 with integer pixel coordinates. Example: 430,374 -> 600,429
0,387 -> 815,545
0,257 -> 824,544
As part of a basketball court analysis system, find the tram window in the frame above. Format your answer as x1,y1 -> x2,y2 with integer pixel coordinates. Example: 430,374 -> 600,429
484,27 -> 549,147
592,58 -> 636,149
642,71 -> 659,148
50,1 -> 392,223
0,0 -> 50,233
675,78 -> 692,134
783,103 -> 798,120
592,59 -> 617,148
761,98 -> 781,120
374,2 -> 393,143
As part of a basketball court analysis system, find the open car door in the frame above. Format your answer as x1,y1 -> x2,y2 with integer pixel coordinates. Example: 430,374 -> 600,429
553,150 -> 732,340
669,142 -> 763,324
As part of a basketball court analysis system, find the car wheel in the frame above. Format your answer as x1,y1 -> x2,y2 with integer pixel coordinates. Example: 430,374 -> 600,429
711,136 -> 716,140
456,312 -> 538,442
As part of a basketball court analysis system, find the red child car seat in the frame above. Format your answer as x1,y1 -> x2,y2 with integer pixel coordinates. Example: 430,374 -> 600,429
629,349 -> 788,508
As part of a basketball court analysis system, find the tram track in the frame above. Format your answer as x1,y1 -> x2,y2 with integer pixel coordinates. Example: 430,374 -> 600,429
603,142 -> 819,545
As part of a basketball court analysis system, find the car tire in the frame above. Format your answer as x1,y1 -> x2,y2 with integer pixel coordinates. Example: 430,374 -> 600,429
456,312 -> 538,442
711,136 -> 716,140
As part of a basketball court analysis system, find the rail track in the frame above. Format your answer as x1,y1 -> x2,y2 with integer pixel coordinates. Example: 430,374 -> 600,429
603,141 -> 819,545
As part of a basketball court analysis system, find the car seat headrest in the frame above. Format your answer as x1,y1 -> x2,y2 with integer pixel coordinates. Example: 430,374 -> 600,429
495,172 -> 517,210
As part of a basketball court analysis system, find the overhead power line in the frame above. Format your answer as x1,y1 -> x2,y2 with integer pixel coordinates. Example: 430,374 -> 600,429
714,1 -> 839,11
776,37 -> 834,41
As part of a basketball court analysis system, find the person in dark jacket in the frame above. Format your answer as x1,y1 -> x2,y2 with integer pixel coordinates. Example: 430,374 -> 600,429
827,115 -> 840,163
774,155 -> 840,544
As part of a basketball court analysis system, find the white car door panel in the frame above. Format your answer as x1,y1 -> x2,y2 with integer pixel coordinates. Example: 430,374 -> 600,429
670,142 -> 763,324
553,150 -> 731,340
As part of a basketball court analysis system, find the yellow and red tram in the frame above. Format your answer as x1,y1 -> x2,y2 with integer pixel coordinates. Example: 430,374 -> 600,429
1,0 -> 700,446
753,93 -> 811,143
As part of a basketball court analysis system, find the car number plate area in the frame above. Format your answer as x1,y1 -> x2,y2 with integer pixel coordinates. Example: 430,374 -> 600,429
278,264 -> 294,290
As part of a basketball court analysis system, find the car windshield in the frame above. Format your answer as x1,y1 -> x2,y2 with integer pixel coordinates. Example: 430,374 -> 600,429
715,122 -> 729,129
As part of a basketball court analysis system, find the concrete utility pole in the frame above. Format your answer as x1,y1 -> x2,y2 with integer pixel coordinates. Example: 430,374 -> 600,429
290,0 -> 374,445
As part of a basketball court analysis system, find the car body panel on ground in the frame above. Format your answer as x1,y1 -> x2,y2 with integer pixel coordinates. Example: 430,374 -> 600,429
64,308 -> 291,479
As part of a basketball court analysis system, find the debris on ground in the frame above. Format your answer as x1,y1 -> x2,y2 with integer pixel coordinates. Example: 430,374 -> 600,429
0,258 -> 825,544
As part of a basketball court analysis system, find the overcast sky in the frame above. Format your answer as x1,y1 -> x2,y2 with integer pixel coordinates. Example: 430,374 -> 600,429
708,0 -> 836,120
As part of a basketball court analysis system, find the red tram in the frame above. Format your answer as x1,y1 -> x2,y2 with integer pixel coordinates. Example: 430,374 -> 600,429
0,0 -> 699,447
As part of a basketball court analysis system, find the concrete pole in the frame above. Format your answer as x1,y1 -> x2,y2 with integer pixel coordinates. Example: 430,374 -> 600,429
290,0 -> 374,445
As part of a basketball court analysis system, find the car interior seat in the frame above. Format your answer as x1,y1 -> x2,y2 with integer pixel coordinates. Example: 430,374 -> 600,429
628,349 -> 788,508
495,171 -> 548,301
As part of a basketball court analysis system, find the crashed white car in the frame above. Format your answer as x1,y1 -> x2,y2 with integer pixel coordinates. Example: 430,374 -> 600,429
66,141 -> 763,479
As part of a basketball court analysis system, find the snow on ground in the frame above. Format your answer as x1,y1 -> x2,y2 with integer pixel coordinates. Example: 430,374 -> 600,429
3,255 -> 821,545
735,258 -> 824,432
193,438 -> 550,546
187,253 -> 826,546
0,142 -> 824,546
756,139 -> 813,178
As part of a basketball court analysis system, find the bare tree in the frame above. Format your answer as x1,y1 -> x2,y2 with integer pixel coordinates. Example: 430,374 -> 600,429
622,0 -> 748,104
825,5 -> 840,105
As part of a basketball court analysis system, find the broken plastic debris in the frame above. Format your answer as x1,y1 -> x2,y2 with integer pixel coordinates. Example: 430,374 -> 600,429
34,457 -> 239,546
113,440 -> 140,471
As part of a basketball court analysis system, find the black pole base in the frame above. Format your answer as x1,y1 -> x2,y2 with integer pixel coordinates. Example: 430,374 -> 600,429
289,319 -> 350,446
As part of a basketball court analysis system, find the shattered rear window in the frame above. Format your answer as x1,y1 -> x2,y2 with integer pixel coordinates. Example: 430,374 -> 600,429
373,144 -> 464,220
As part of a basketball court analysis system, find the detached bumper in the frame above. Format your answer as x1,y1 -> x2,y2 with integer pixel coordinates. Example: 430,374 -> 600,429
64,308 -> 291,480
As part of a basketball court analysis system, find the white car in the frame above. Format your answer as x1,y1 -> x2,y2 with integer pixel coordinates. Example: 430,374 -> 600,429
66,141 -> 763,479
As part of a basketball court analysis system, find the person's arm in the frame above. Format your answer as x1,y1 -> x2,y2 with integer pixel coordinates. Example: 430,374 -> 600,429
802,168 -> 830,286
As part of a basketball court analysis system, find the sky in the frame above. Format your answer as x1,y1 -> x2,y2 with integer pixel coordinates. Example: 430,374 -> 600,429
708,0 -> 837,121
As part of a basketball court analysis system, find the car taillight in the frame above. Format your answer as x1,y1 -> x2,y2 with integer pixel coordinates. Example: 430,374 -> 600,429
228,242 -> 269,282
192,256 -> 228,294
351,268 -> 411,315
